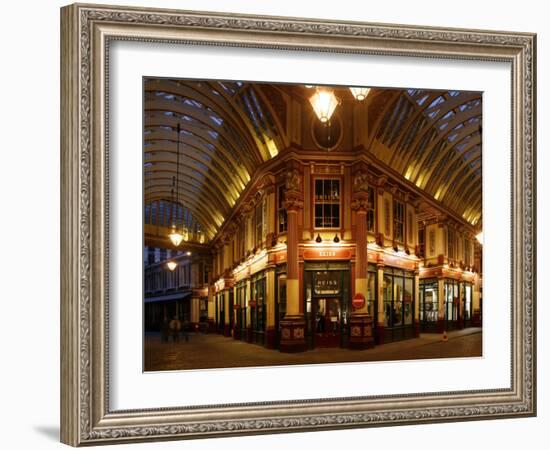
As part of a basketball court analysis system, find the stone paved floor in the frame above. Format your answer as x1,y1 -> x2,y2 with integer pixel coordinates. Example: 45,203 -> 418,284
144,328 -> 482,371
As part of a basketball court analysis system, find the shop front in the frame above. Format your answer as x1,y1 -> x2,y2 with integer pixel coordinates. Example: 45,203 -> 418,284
419,278 -> 439,332
250,272 -> 267,345
445,279 -> 474,330
234,280 -> 248,341
275,267 -> 287,350
381,267 -> 415,343
462,281 -> 473,328
214,291 -> 225,334
304,262 -> 351,349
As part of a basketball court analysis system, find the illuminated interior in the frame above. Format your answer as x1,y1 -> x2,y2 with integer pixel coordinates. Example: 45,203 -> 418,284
144,80 -> 483,353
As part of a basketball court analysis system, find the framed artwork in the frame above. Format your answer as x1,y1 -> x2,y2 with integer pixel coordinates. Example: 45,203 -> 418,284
60,3 -> 536,446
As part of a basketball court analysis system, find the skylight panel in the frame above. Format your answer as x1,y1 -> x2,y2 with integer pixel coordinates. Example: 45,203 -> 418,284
209,114 -> 223,126
416,94 -> 429,106
428,96 -> 444,109
428,109 -> 440,119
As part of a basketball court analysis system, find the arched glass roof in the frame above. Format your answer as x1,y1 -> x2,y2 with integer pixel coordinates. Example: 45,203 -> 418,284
370,88 -> 482,226
144,81 -> 482,242
144,79 -> 286,241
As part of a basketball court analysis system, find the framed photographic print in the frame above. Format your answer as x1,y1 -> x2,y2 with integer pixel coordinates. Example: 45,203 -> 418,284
60,3 -> 536,446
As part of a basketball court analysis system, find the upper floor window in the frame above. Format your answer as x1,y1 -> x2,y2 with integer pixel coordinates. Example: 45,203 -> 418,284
255,199 -> 264,248
393,201 -> 405,242
418,228 -> 425,258
239,221 -> 245,259
367,186 -> 375,232
464,237 -> 471,265
278,184 -> 287,233
407,211 -> 413,243
314,179 -> 340,228
448,228 -> 457,260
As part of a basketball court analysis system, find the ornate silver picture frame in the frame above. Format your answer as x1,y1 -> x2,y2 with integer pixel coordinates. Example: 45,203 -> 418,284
60,3 -> 536,446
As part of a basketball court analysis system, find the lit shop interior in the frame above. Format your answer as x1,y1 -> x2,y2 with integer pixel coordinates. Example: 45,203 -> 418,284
143,80 -> 483,352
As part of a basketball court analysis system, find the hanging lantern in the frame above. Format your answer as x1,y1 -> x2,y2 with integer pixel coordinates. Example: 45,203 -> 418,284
168,122 -> 185,246
168,225 -> 184,247
166,260 -> 178,271
309,88 -> 340,123
349,87 -> 371,101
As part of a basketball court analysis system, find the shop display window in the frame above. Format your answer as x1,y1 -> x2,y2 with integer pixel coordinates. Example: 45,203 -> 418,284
420,279 -> 439,323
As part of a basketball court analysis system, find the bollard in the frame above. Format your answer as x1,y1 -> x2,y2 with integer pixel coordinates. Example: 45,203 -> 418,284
442,330 -> 448,342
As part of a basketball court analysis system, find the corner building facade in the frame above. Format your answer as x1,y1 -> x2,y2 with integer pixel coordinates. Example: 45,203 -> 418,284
209,153 -> 481,353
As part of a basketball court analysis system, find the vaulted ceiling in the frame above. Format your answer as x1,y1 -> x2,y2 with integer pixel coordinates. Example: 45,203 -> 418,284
144,79 -> 286,240
369,88 -> 482,226
144,80 -> 482,242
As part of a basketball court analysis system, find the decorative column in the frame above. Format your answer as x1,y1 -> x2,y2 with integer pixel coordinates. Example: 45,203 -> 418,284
437,276 -> 446,333
265,268 -> 277,348
375,263 -> 385,344
246,277 -> 253,342
349,167 -> 374,349
279,167 -> 307,353
223,288 -> 231,337
414,269 -> 420,337
206,286 -> 215,333
472,273 -> 482,326
457,282 -> 465,330
232,285 -> 241,340
191,297 -> 200,332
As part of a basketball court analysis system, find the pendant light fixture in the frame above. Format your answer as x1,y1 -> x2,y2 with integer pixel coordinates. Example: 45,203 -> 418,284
315,234 -> 323,243
309,87 -> 340,123
349,87 -> 371,101
166,260 -> 178,271
333,234 -> 340,243
168,123 -> 184,247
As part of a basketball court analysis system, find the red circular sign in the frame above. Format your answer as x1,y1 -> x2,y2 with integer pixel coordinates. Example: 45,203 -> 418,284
352,293 -> 366,309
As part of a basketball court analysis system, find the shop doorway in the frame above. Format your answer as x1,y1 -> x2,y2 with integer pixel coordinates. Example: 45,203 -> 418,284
312,297 -> 342,347
304,262 -> 350,349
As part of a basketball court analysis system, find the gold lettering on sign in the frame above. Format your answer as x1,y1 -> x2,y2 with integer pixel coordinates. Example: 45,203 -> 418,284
319,251 -> 336,257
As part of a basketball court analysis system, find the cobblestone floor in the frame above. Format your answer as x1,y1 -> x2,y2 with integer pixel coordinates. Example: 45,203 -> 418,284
144,328 -> 482,371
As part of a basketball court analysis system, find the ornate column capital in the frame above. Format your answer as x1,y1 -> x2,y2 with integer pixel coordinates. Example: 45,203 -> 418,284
284,191 -> 304,212
351,195 -> 370,212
